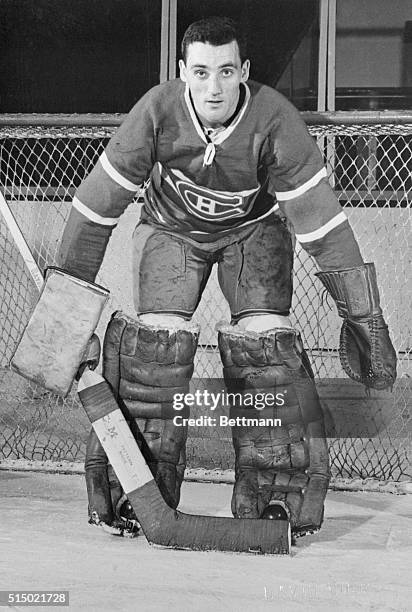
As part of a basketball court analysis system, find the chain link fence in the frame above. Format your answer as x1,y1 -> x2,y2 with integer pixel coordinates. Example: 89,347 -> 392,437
0,114 -> 411,484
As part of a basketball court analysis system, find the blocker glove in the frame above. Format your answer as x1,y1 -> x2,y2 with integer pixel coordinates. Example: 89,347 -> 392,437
11,267 -> 109,396
316,263 -> 397,391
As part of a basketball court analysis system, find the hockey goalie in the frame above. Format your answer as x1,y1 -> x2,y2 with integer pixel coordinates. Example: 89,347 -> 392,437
12,17 -> 396,549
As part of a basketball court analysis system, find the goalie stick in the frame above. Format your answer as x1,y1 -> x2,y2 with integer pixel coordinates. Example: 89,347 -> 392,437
0,191 -> 44,291
0,188 -> 291,554
78,370 -> 291,554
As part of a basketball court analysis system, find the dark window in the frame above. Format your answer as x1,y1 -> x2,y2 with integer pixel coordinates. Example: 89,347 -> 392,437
177,0 -> 318,94
0,0 -> 161,113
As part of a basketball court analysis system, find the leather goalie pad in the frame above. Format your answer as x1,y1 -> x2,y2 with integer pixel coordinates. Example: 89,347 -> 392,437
218,326 -> 330,536
85,311 -> 199,518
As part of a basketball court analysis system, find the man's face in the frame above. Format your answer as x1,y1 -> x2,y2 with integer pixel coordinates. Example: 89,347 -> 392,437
179,40 -> 250,128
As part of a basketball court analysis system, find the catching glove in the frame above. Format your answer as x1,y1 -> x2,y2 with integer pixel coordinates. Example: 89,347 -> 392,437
316,263 -> 396,391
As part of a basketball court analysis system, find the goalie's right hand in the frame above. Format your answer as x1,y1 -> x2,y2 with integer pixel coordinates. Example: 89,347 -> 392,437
76,333 -> 101,380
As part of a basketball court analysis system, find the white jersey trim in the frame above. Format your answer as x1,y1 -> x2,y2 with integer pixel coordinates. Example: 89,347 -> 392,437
73,196 -> 119,226
184,83 -> 251,166
275,168 -> 327,201
100,152 -> 140,192
296,211 -> 347,243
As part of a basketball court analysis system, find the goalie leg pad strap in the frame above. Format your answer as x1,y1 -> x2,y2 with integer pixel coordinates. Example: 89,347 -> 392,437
218,326 -> 330,535
101,312 -> 199,508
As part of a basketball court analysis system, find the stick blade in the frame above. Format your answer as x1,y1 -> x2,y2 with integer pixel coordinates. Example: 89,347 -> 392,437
79,377 -> 291,554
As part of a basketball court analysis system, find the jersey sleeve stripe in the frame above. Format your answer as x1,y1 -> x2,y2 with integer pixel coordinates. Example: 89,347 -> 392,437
73,196 -> 119,226
275,168 -> 327,201
295,211 -> 347,243
100,151 -> 140,192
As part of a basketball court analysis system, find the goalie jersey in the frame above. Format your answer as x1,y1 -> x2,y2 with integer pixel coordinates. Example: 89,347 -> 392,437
58,78 -> 349,281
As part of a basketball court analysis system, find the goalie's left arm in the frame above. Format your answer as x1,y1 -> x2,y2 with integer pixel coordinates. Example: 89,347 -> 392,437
278,178 -> 397,391
266,99 -> 396,390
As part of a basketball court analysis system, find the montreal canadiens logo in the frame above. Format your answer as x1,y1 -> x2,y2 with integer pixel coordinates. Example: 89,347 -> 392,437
176,180 -> 245,221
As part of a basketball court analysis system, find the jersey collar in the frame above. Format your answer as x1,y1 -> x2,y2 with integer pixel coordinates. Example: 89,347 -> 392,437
184,82 -> 251,166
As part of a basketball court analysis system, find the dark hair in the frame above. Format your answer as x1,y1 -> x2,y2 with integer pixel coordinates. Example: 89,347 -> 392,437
181,16 -> 247,64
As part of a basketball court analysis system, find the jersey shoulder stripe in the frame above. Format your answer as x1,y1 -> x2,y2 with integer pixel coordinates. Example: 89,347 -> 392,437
100,152 -> 140,192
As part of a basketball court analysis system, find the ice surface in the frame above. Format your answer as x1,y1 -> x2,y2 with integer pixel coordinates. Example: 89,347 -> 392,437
0,471 -> 411,611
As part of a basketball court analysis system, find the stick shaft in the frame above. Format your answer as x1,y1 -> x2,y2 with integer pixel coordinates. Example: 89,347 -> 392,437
0,190 -> 44,290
